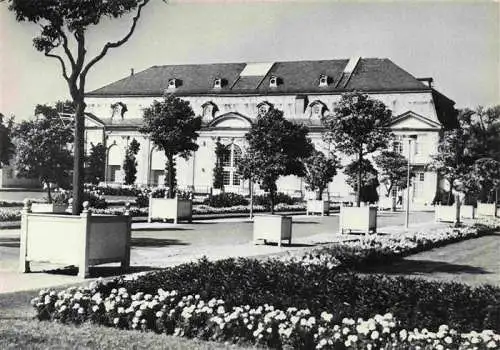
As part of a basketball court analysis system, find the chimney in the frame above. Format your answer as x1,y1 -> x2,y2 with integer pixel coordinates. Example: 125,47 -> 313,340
417,77 -> 433,88
130,68 -> 134,76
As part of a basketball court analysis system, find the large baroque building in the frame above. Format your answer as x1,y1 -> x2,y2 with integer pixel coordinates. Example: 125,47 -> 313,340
83,57 -> 457,206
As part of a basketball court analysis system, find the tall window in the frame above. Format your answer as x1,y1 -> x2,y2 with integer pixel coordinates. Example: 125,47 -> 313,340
393,135 -> 403,154
221,144 -> 242,187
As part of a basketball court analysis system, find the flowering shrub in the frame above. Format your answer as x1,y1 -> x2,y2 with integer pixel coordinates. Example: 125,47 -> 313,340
32,282 -> 500,349
203,193 -> 249,208
0,207 -> 21,221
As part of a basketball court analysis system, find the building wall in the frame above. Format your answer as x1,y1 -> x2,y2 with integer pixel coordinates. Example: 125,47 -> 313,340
84,91 -> 443,206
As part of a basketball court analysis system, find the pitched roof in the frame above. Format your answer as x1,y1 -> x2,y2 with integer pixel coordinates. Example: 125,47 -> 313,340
87,58 -> 430,97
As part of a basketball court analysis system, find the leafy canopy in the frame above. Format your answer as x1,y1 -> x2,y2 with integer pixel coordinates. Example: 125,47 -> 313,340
85,143 -> 106,184
321,92 -> 393,157
140,94 -> 201,159
0,113 -> 15,168
303,149 -> 341,199
374,150 -> 411,196
13,109 -> 74,194
239,106 -> 313,212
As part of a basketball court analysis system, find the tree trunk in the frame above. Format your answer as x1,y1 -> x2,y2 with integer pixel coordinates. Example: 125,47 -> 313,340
269,188 -> 275,215
356,152 -> 362,207
71,99 -> 86,215
46,181 -> 52,204
166,154 -> 175,199
317,188 -> 323,201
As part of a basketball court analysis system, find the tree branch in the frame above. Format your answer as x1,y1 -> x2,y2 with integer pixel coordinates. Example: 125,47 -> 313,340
57,28 -> 76,70
80,0 -> 150,80
45,52 -> 70,82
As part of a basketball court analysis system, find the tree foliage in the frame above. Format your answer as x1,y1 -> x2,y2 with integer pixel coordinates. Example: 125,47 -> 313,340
322,92 -> 393,206
13,111 -> 73,202
140,95 -> 201,198
85,143 -> 106,184
0,113 -> 15,168
238,106 -> 313,213
303,149 -> 341,200
374,151 -> 411,196
123,138 -> 140,185
344,159 -> 380,204
3,0 -> 155,213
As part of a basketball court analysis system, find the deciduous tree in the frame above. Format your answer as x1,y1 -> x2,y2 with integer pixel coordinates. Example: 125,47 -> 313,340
374,150 -> 411,210
303,149 -> 341,200
3,0 -> 156,214
344,159 -> 380,204
140,95 -> 201,198
321,92 -> 393,206
238,106 -> 313,213
84,143 -> 106,184
0,113 -> 15,168
13,111 -> 73,202
123,138 -> 140,185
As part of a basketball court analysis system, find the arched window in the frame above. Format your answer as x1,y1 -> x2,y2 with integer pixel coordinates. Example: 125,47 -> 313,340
222,144 -> 242,187
107,144 -> 122,183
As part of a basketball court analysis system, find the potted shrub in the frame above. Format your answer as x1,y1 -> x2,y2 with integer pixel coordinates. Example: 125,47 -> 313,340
31,190 -> 70,214
322,92 -> 393,234
253,214 -> 292,246
303,149 -> 340,216
140,95 -> 200,224
148,188 -> 193,224
20,200 -> 131,278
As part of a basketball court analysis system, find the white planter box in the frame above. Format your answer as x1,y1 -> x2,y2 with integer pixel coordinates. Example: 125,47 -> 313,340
477,202 -> 497,217
306,200 -> 330,216
253,214 -> 292,246
435,205 -> 458,222
460,205 -> 475,219
19,201 -> 131,278
339,206 -> 377,234
30,203 -> 68,214
148,197 -> 193,224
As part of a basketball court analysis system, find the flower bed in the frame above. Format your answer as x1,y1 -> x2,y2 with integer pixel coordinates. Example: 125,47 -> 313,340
32,274 -> 500,349
0,207 -> 21,221
292,224 -> 488,269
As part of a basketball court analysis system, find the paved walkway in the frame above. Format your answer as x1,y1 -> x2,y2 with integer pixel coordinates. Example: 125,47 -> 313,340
0,211 -> 481,294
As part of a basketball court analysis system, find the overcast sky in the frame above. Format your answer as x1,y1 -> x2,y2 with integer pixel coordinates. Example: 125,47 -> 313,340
0,0 -> 498,119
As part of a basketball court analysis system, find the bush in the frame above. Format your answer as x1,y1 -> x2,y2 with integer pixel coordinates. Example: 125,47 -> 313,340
203,193 -> 248,207
253,192 -> 297,207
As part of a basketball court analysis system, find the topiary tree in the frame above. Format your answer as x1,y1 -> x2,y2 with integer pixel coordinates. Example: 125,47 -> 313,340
344,159 -> 380,204
3,0 -> 157,214
0,113 -> 15,168
123,138 -> 140,185
140,94 -> 201,198
322,92 -> 393,207
374,150 -> 412,211
13,111 -> 73,203
213,139 -> 229,192
303,149 -> 341,200
84,143 -> 106,184
238,106 -> 313,214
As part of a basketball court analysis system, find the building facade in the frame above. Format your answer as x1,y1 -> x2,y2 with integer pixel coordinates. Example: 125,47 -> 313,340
84,57 -> 457,207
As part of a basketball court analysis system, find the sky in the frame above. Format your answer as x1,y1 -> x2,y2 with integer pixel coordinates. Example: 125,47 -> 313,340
0,0 -> 498,119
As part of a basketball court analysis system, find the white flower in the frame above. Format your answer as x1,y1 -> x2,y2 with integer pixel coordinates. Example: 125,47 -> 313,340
444,336 -> 452,344
78,307 -> 84,314
371,330 -> 379,340
113,317 -> 119,324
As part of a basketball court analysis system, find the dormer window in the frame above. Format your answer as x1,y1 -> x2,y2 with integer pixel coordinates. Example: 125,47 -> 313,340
319,74 -> 329,87
269,76 -> 278,88
213,78 -> 222,89
167,78 -> 178,89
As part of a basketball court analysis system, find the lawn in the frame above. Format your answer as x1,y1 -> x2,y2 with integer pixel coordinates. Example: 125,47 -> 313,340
0,289 -> 259,350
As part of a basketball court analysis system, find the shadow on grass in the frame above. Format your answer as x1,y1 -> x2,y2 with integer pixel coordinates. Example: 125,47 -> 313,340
358,259 -> 491,275
131,237 -> 189,247
133,226 -> 193,232
0,237 -> 19,248
44,265 -> 162,278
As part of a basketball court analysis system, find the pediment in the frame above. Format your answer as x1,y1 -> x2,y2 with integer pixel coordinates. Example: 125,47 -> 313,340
390,111 -> 441,129
208,112 -> 252,128
84,113 -> 105,128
